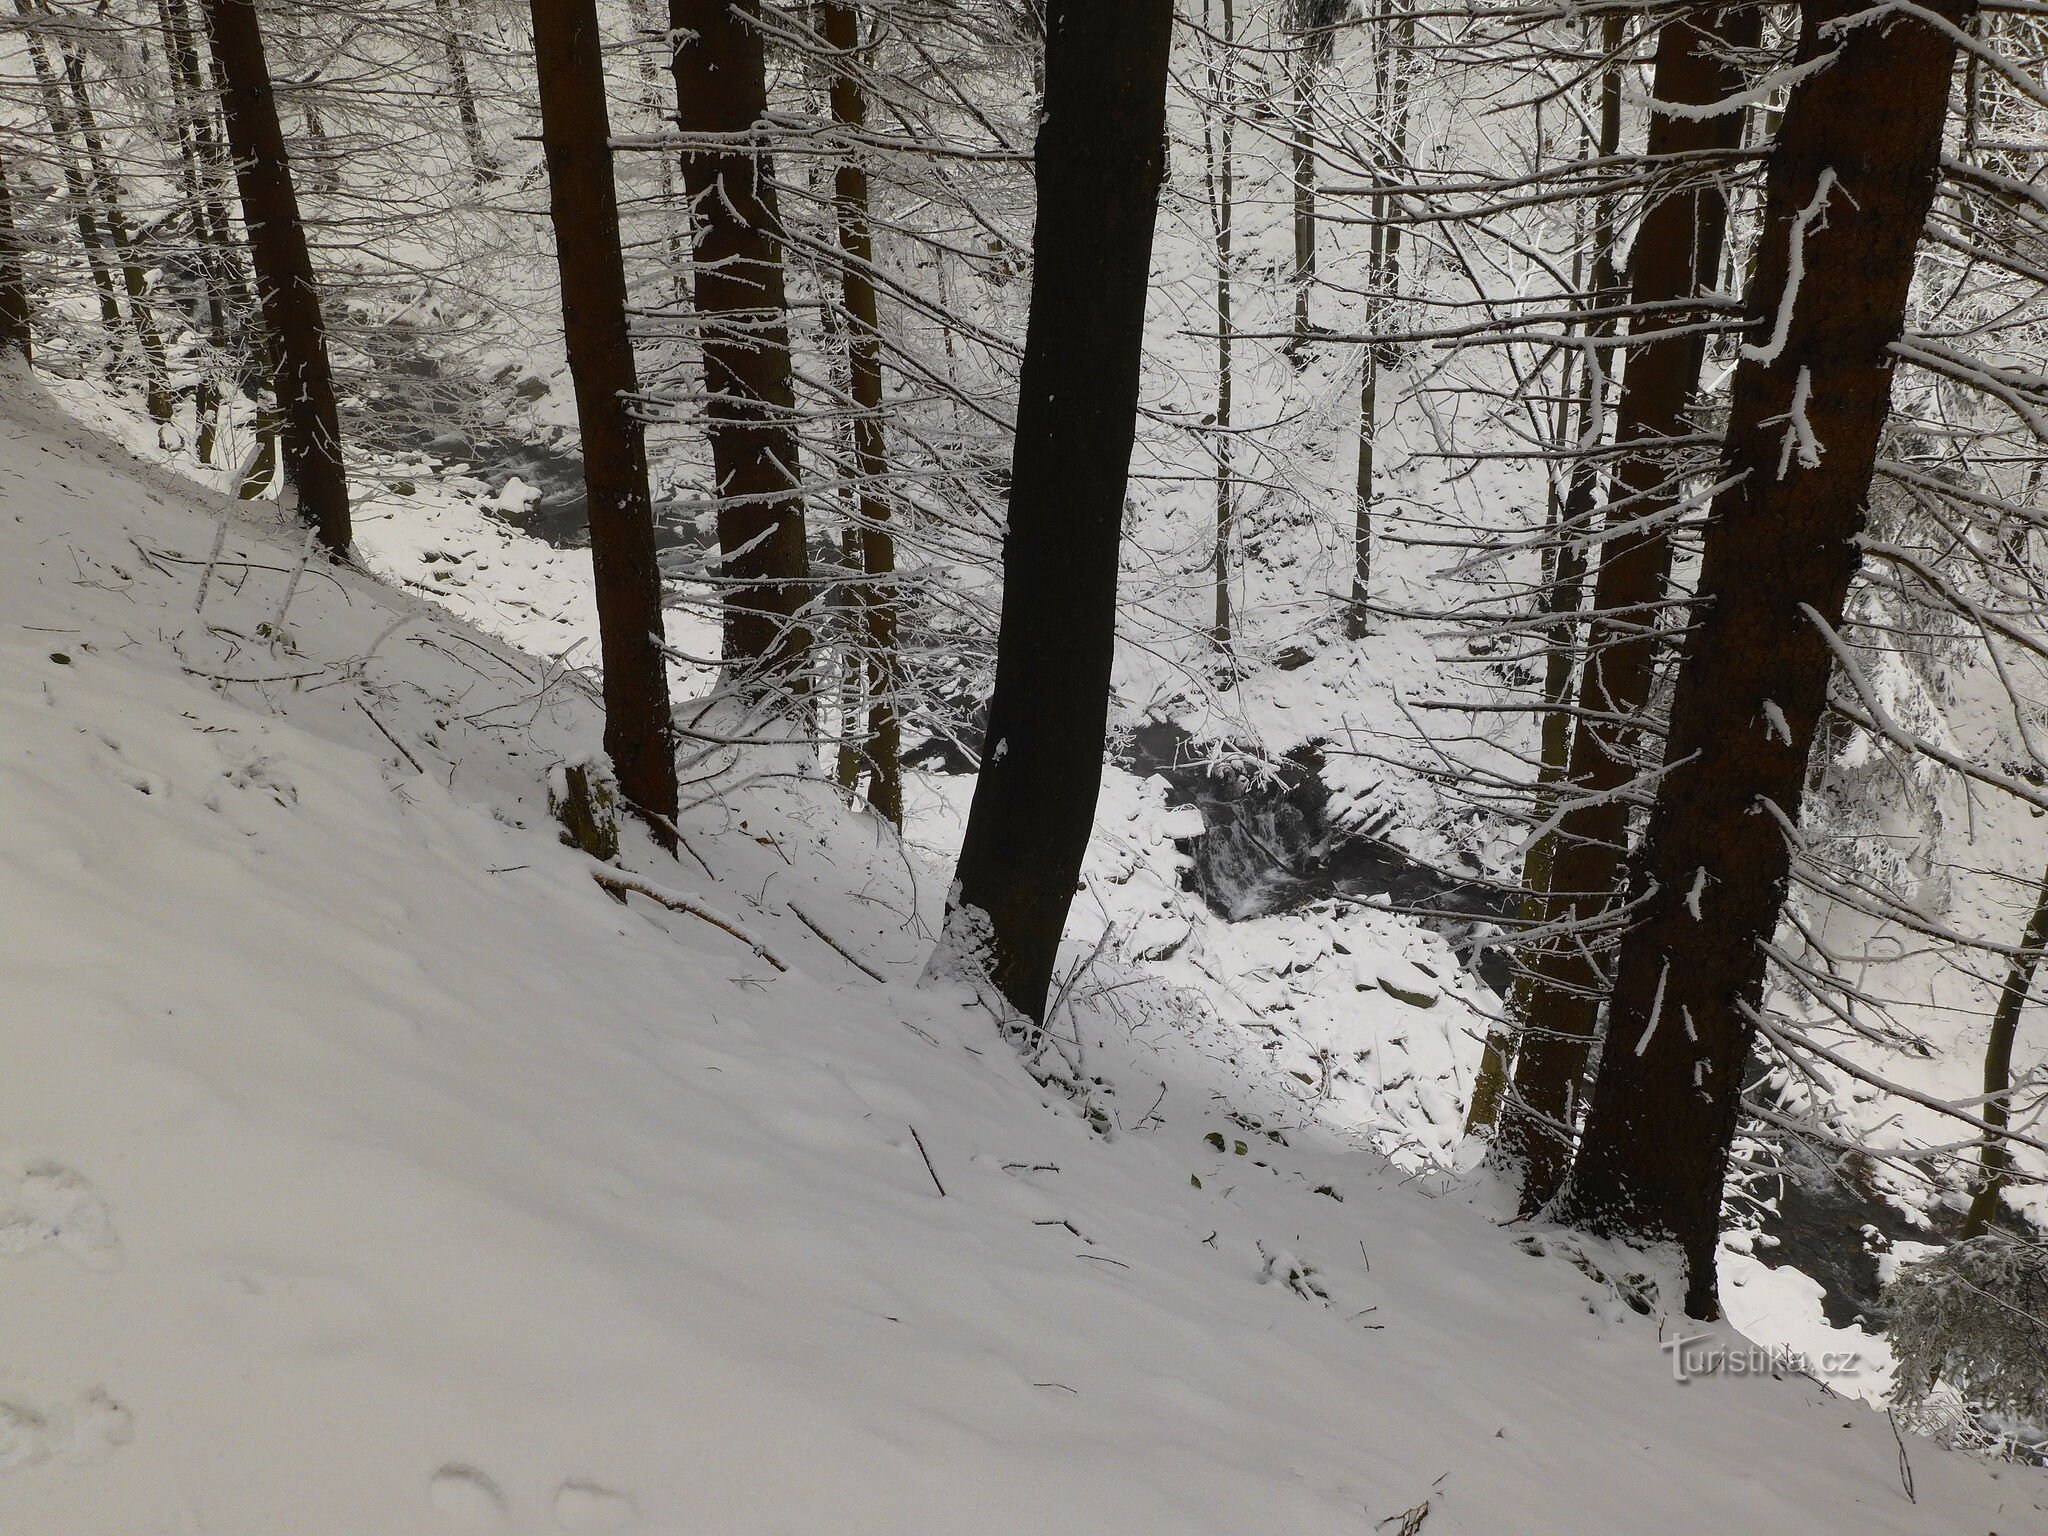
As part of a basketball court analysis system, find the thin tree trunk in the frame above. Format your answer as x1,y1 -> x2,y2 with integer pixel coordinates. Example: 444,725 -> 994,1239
1960,864 -> 2048,1237
665,0 -> 812,701
1205,0 -> 1235,650
819,0 -> 903,825
1285,0 -> 1339,357
201,0 -> 351,553
276,7 -> 339,195
168,0 -> 272,483
1562,0 -> 1976,1319
163,0 -> 260,465
1498,4 -> 1763,1209
939,0 -> 1175,1024
0,150 -> 29,363
1290,49 -> 1315,350
14,9 -> 126,351
630,0 -> 685,295
436,0 -> 495,186
49,27 -> 174,422
1347,1 -> 1410,637
528,0 -> 680,846
1474,16 -> 1624,1136
157,0 -> 226,457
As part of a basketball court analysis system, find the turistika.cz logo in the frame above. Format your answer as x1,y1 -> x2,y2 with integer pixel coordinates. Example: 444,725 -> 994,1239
1660,1333 -> 1866,1384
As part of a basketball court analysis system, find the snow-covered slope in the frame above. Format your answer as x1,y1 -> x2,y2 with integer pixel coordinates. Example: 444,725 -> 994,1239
3,374 -> 2042,1534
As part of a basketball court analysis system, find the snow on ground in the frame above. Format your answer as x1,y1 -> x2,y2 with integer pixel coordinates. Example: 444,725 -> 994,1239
4,372 -> 2045,1534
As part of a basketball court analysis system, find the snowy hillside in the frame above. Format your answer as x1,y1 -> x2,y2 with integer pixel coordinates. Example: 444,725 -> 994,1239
4,376 -> 2044,1533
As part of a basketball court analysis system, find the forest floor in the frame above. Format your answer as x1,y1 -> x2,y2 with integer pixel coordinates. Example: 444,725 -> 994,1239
3,368 -> 2045,1533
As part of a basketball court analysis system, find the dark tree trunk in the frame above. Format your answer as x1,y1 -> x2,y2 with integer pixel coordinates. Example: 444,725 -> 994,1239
664,1 -> 812,699
1561,0 -> 1976,1319
1499,3 -> 1763,1209
819,0 -> 903,825
201,0 -> 351,554
0,150 -> 28,363
1960,864 -> 2048,1237
528,0 -> 680,846
939,0 -> 1174,1023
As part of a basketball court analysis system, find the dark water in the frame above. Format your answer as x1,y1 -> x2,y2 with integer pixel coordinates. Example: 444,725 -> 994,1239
1751,1133 -> 1934,1327
1121,721 -> 1518,995
345,337 -> 726,554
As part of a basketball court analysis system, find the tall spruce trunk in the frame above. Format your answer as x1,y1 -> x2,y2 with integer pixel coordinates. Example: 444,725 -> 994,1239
819,0 -> 903,826
939,0 -> 1174,1024
1561,0 -> 1976,1319
0,150 -> 28,362
201,0 -> 351,554
1960,863 -> 2048,1237
665,1 -> 813,700
1497,4 -> 1763,1208
528,0 -> 680,846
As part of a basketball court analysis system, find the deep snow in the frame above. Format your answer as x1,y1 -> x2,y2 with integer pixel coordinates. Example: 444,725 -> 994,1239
2,372 -> 2044,1534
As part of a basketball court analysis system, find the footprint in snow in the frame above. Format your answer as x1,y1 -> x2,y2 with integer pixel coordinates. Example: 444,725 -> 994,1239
0,1160 -> 121,1270
430,1464 -> 510,1528
0,1389 -> 134,1474
554,1479 -> 639,1533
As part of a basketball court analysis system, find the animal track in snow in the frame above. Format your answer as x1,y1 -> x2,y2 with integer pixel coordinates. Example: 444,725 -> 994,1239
429,1464 -> 509,1528
553,1478 -> 639,1533
0,1388 -> 133,1474
0,1159 -> 120,1270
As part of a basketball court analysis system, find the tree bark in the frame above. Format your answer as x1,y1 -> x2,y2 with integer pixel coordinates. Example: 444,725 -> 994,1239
1499,3 -> 1763,1208
1961,863 -> 2048,1237
0,150 -> 28,363
665,0 -> 813,700
1561,0 -> 1976,1319
201,0 -> 351,554
819,0 -> 903,826
939,0 -> 1174,1024
528,0 -> 681,846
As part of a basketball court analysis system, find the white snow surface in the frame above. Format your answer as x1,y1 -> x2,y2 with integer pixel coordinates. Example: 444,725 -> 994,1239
3,374 -> 2044,1534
